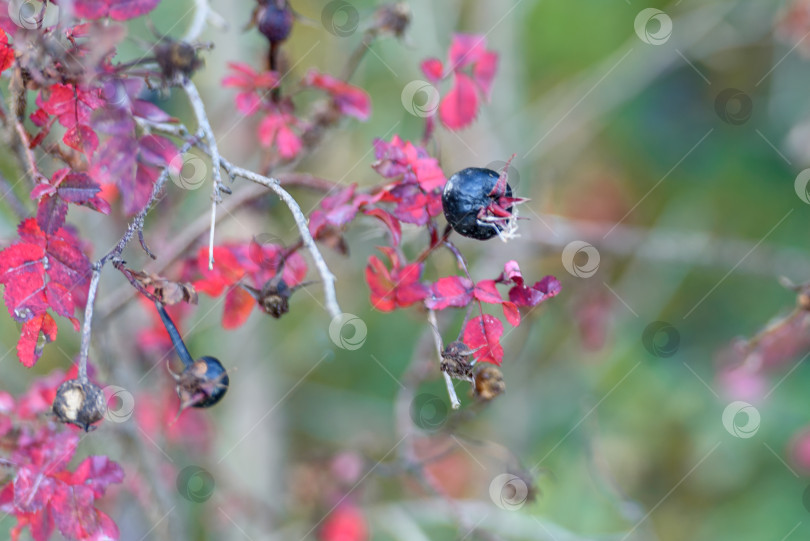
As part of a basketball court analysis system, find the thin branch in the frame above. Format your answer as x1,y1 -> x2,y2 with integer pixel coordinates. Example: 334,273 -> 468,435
218,159 -> 342,319
183,79 -> 222,271
427,309 -> 460,410
77,266 -> 101,383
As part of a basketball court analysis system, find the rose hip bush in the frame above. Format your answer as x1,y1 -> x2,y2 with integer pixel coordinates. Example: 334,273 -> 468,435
0,1 -> 560,539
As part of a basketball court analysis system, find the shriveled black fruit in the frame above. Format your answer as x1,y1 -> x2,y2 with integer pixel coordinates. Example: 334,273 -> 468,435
257,0 -> 294,43
52,379 -> 105,431
442,167 -> 514,240
175,356 -> 230,409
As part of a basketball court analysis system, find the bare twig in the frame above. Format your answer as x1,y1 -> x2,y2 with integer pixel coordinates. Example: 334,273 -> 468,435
427,309 -> 460,410
77,266 -> 101,383
183,80 -> 222,271
218,159 -> 342,319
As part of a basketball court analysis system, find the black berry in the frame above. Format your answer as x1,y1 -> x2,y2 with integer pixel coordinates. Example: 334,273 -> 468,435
155,302 -> 229,409
442,167 -> 515,240
175,356 -> 230,409
257,0 -> 294,43
52,379 -> 105,431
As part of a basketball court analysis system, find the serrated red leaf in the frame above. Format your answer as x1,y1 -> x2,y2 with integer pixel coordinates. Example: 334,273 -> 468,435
0,219 -> 90,366
498,261 -> 562,307
463,314 -> 504,366
36,195 -> 68,235
425,276 -> 473,310
473,280 -> 502,305
439,72 -> 479,130
365,249 -> 427,312
63,124 -> 99,156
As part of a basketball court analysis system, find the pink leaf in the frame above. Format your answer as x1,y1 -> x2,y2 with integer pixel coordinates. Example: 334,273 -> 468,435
420,58 -> 444,83
439,72 -> 479,130
426,276 -> 474,310
63,124 -> 99,156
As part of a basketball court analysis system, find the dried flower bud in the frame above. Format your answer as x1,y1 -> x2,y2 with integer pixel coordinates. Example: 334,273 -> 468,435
52,379 -> 105,431
440,340 -> 475,381
373,3 -> 411,38
473,365 -> 505,401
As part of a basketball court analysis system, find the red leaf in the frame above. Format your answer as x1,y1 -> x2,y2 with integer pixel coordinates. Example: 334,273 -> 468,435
36,195 -> 68,235
420,58 -> 444,83
426,276 -> 473,310
473,280 -> 502,305
439,72 -> 479,130
473,51 -> 499,101
365,248 -> 427,312
463,314 -> 504,366
63,124 -> 99,156
0,29 -> 14,73
222,287 -> 255,329
303,70 -> 371,121
73,0 -> 161,20
0,219 -> 90,366
502,301 -> 520,327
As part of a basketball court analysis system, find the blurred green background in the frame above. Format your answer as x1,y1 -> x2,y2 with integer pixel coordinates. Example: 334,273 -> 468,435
3,0 -> 810,540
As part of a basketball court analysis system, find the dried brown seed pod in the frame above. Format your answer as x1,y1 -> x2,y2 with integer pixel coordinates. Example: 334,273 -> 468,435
52,379 -> 105,431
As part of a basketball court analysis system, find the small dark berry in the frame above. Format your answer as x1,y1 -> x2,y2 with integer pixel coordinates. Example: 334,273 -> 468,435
473,365 -> 505,402
174,356 -> 229,409
257,1 -> 294,43
52,379 -> 105,431
442,167 -> 514,240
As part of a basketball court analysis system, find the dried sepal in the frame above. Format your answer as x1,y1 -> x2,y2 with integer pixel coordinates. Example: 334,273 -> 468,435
52,379 -> 105,431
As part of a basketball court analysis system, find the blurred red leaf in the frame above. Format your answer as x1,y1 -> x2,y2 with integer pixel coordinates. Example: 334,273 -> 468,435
320,505 -> 368,541
0,29 -> 13,73
439,72 -> 479,130
426,276 -> 473,310
303,69 -> 371,121
365,247 -> 427,311
72,0 -> 161,21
